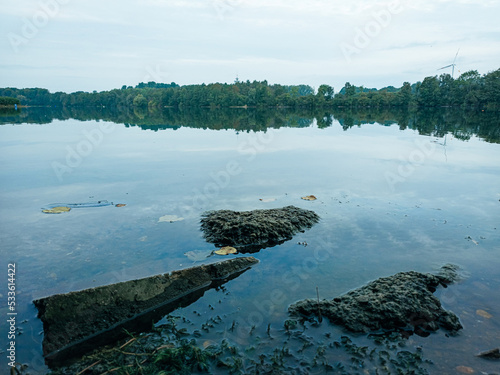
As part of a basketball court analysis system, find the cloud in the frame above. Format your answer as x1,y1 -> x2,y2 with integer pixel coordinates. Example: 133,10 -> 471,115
1,0 -> 498,92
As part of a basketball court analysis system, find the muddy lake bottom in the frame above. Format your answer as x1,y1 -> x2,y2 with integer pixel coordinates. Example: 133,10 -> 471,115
0,111 -> 499,374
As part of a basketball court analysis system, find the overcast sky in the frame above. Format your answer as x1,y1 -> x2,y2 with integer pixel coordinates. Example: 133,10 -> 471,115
1,0 -> 499,93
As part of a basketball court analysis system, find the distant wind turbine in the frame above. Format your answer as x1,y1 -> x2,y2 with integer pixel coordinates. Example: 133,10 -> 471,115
438,49 -> 460,78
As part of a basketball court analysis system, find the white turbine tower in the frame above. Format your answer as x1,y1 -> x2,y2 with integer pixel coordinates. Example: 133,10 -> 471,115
438,49 -> 460,78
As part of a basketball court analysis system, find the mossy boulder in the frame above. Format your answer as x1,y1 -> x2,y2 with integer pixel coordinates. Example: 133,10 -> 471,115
289,265 -> 462,337
200,205 -> 320,253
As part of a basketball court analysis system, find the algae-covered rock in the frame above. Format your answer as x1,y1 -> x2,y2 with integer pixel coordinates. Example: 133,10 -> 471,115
200,205 -> 319,253
289,265 -> 462,337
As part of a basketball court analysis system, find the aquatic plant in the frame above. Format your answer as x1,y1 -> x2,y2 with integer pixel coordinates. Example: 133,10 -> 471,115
46,309 -> 437,375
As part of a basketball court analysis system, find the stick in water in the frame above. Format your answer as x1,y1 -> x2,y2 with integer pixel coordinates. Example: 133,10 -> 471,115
316,286 -> 323,323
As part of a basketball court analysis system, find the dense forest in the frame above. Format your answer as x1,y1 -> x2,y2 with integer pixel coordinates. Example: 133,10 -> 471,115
0,68 -> 499,110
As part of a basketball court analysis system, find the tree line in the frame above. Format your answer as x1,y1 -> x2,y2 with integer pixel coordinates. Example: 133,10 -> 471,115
0,68 -> 499,110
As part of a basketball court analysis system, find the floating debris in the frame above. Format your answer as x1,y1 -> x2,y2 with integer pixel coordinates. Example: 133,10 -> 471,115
259,198 -> 276,202
301,195 -> 317,201
214,246 -> 237,256
201,205 -> 319,253
465,236 -> 479,245
115,203 -> 126,207
289,264 -> 463,336
42,200 -> 115,214
42,206 -> 71,214
158,214 -> 184,223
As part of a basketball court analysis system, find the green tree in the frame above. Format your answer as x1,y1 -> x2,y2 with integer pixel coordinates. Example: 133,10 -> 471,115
417,76 -> 439,107
133,94 -> 148,107
343,82 -> 356,97
397,82 -> 412,107
317,84 -> 334,100
482,68 -> 500,110
438,73 -> 455,106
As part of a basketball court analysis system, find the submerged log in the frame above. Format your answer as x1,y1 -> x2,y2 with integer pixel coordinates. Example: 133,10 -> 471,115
34,257 -> 259,366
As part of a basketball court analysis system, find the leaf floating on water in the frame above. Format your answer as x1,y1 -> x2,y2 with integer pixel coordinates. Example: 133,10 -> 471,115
456,365 -> 475,374
301,195 -> 317,201
214,246 -> 237,256
115,204 -> 126,207
476,309 -> 493,319
184,249 -> 214,262
158,215 -> 184,223
42,206 -> 71,214
259,198 -> 276,202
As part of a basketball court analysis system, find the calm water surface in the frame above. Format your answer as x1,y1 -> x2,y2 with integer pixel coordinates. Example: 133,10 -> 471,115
0,110 -> 499,373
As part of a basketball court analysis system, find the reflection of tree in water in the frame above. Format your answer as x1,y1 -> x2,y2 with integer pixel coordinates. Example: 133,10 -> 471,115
2,107 -> 499,143
331,107 -> 500,144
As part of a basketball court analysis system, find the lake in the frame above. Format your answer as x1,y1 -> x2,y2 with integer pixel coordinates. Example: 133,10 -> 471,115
0,108 -> 499,374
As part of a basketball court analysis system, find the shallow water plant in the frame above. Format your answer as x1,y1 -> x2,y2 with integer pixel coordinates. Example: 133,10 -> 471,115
154,339 -> 212,374
47,309 -> 437,375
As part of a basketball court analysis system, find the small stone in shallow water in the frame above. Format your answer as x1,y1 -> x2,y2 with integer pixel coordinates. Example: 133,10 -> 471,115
456,365 -> 475,374
476,309 -> 493,319
476,348 -> 500,359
